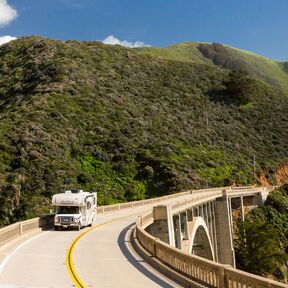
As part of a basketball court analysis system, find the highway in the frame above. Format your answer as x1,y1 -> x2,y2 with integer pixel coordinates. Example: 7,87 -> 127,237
0,196 -> 191,288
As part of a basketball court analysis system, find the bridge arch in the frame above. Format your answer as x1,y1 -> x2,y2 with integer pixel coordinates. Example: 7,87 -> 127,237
188,217 -> 214,261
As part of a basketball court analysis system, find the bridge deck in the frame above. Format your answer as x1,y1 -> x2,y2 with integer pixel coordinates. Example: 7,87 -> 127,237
0,196 -> 193,288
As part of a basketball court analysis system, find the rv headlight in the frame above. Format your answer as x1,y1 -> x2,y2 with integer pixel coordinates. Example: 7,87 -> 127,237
73,216 -> 80,223
55,216 -> 60,222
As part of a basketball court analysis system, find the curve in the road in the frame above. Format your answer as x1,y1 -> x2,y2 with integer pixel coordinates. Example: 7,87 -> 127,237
66,211 -> 150,288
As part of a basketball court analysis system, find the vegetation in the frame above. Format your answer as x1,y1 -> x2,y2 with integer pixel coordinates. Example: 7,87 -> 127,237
140,42 -> 288,93
0,36 -> 287,226
235,185 -> 288,283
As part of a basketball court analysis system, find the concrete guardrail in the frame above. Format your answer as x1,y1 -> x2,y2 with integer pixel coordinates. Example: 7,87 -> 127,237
0,186 -> 229,248
0,215 -> 54,247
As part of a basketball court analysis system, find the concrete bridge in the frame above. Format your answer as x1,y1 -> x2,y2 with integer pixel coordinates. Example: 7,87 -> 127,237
147,187 -> 267,267
0,186 -> 286,287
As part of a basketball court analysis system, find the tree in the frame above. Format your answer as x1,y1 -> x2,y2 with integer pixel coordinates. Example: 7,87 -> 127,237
235,219 -> 285,277
222,70 -> 257,105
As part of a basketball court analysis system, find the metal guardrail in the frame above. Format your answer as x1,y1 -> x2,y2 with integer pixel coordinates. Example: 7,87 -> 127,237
135,186 -> 287,288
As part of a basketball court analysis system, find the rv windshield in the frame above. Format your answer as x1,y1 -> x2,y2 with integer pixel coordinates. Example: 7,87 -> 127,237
56,206 -> 79,214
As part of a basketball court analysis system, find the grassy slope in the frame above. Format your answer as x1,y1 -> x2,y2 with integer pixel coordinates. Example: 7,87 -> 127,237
139,42 -> 210,64
139,42 -> 288,93
0,36 -> 287,226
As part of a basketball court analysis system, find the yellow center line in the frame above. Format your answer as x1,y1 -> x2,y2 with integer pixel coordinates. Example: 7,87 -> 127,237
66,212 -> 141,288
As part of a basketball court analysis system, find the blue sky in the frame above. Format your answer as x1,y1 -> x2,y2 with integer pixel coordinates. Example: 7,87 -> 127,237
0,0 -> 288,60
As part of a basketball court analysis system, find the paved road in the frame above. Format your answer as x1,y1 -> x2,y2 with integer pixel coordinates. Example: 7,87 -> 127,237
0,196 -> 192,288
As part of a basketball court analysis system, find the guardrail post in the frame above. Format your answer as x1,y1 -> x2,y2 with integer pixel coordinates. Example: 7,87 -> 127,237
219,265 -> 226,288
137,216 -> 142,226
153,238 -> 160,257
19,222 -> 23,235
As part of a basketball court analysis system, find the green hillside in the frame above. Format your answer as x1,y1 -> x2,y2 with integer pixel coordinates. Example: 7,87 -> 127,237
139,42 -> 210,64
139,42 -> 288,92
235,185 -> 288,282
0,36 -> 287,226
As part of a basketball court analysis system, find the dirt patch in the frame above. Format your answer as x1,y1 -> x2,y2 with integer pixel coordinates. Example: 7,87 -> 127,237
257,166 -> 288,186
274,166 -> 288,185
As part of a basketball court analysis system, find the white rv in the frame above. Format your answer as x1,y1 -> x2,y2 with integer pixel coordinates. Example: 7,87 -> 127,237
52,189 -> 97,230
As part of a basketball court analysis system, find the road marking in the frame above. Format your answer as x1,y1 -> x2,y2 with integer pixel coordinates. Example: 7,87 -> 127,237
66,213 -> 139,288
0,231 -> 49,274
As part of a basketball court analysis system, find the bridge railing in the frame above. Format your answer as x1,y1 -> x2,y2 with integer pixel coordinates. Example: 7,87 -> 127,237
135,187 -> 287,288
155,239 -> 224,287
96,186 -> 233,215
0,186 -> 228,247
0,215 -> 54,247
224,266 -> 286,288
96,189 -> 193,214
1,186 -> 281,287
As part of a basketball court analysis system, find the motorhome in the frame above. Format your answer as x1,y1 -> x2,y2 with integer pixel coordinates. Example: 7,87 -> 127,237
52,189 -> 97,230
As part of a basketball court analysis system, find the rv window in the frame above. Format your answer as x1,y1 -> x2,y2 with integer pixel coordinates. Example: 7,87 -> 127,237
87,202 -> 91,210
56,206 -> 79,214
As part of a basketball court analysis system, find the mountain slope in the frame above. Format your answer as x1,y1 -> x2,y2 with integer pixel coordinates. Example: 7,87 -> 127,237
139,42 -> 288,93
0,36 -> 287,226
235,185 -> 288,282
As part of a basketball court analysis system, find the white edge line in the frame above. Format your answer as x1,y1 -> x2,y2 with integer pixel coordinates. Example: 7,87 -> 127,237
0,231 -> 50,274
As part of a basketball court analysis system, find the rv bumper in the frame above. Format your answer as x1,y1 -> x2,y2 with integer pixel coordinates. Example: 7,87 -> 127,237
54,223 -> 79,227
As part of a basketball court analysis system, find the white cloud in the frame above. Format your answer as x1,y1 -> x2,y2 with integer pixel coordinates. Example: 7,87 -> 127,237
102,35 -> 150,48
0,0 -> 18,26
0,35 -> 17,45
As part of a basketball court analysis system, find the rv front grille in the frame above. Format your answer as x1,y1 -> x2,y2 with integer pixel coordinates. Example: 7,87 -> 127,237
60,216 -> 73,224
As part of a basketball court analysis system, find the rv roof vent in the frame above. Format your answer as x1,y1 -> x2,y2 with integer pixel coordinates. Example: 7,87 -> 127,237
71,189 -> 83,194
